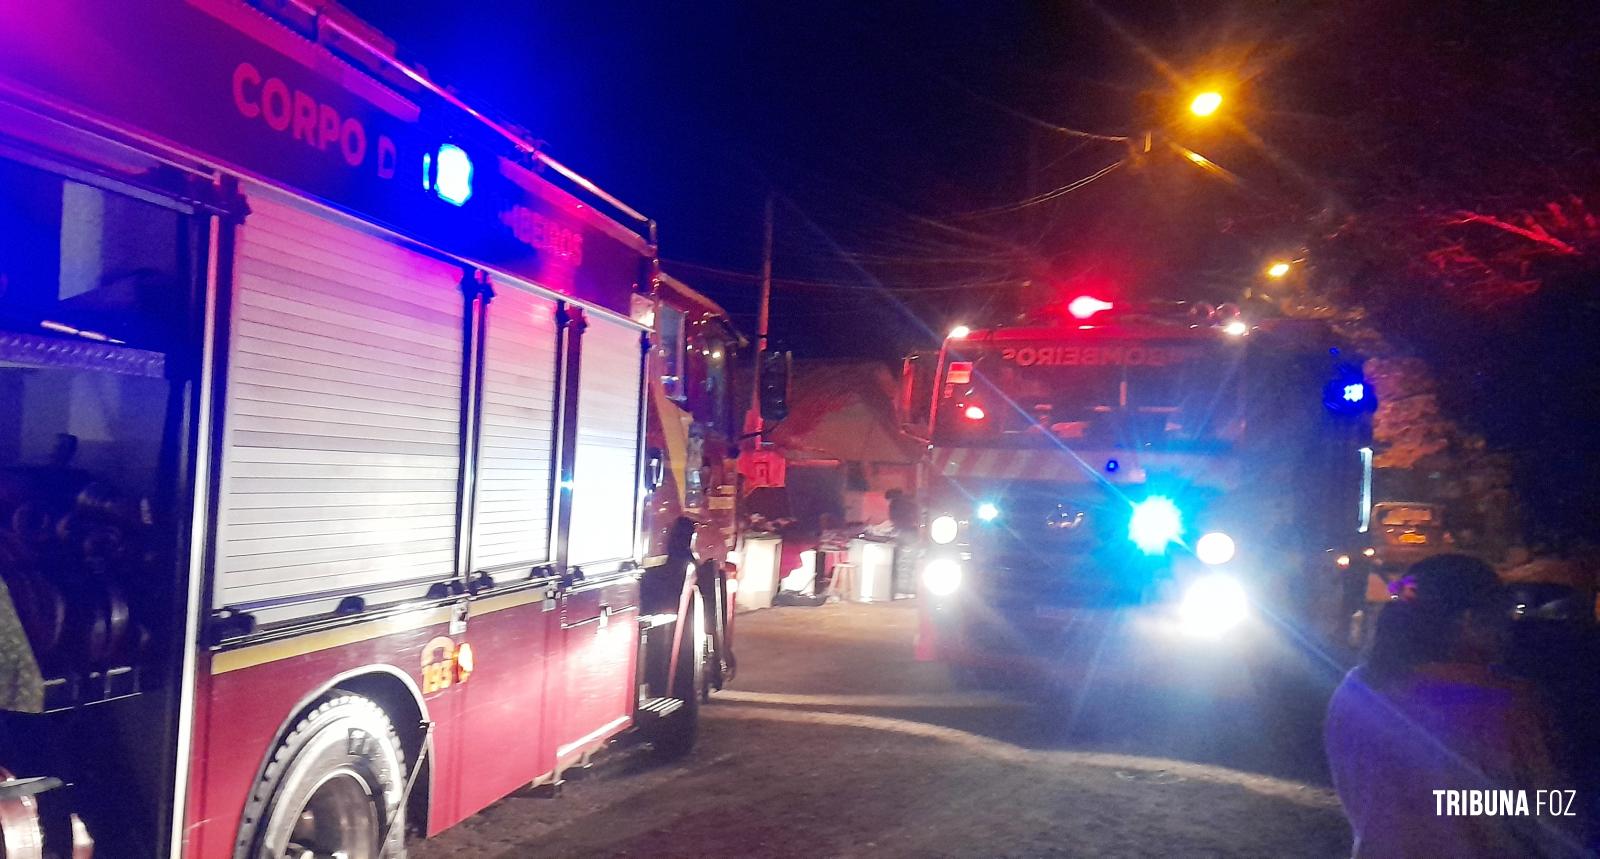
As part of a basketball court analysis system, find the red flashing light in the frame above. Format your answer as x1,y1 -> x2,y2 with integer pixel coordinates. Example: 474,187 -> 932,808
1067,295 -> 1115,319
946,362 -> 973,385
963,404 -> 987,421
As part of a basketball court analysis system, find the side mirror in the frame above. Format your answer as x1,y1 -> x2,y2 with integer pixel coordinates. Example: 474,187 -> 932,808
898,351 -> 934,437
758,350 -> 791,424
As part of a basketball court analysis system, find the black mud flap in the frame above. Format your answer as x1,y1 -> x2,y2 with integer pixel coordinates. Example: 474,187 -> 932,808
697,560 -> 734,691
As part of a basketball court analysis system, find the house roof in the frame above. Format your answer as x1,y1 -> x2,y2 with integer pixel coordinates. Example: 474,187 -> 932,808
770,360 -> 924,464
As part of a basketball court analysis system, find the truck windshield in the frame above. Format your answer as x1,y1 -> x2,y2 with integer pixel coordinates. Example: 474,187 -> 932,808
932,339 -> 1244,449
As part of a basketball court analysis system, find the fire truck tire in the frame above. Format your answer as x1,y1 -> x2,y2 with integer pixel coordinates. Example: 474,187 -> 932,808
236,692 -> 406,859
651,595 -> 705,761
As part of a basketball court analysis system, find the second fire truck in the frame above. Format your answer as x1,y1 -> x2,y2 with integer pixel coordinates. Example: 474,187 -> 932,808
904,297 -> 1373,674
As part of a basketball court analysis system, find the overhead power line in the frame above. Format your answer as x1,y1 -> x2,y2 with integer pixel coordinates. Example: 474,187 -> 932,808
662,259 -> 1024,294
942,157 -> 1127,219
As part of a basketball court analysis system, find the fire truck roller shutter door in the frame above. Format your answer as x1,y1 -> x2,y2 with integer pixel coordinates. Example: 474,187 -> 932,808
471,284 -> 560,572
215,191 -> 465,624
566,315 -> 645,567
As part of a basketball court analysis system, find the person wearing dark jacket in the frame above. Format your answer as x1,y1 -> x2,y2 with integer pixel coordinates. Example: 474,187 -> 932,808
1324,554 -> 1584,858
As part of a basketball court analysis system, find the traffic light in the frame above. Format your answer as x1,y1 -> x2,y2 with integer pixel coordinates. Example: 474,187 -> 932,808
758,349 -> 791,423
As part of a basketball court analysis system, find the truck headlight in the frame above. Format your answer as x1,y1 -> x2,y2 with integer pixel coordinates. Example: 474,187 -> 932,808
923,558 -> 962,596
1195,531 -> 1236,565
1129,496 -> 1182,554
930,515 -> 959,544
1178,573 -> 1249,637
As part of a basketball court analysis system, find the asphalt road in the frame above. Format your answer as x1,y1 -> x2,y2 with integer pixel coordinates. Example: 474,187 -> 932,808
412,601 -> 1352,858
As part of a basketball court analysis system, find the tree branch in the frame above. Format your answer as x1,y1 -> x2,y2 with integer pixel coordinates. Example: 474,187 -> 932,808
1447,210 -> 1581,254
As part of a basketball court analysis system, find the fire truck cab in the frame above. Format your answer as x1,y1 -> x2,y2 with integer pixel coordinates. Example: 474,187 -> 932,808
903,299 -> 1373,673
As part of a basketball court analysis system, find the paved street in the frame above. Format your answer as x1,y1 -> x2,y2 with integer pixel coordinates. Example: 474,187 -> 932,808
413,601 -> 1351,858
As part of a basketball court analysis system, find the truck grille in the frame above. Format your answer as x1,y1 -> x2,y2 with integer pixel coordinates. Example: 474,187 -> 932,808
964,486 -> 1155,605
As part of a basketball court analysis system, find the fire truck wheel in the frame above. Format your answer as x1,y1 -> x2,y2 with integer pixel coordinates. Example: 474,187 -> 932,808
237,692 -> 406,859
651,597 -> 705,761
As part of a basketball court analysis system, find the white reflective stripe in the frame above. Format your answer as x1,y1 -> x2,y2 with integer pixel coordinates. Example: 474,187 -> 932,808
1011,451 -> 1044,479
969,449 -> 990,475
1000,450 -> 1020,477
567,315 -> 643,566
471,284 -> 558,570
215,193 -> 464,620
931,447 -> 1097,481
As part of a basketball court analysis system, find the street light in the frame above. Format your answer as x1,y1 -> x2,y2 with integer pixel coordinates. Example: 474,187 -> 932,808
1265,261 -> 1292,279
1189,91 -> 1223,117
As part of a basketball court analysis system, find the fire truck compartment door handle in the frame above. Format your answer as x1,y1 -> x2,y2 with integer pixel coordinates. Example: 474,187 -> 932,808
561,603 -> 626,631
562,604 -> 610,630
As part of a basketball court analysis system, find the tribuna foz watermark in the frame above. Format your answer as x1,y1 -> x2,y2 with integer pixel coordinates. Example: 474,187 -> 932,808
1433,790 -> 1578,817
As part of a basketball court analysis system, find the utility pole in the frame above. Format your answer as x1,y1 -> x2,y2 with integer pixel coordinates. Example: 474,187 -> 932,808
752,192 -> 774,445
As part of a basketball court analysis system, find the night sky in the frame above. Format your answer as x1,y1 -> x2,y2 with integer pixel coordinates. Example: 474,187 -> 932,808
338,0 -> 1233,357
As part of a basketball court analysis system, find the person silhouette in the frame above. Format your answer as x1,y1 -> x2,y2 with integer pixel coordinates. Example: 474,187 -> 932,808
1325,554 -> 1583,857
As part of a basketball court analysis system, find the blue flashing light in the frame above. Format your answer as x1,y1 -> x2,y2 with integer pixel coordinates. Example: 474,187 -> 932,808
1105,458 -> 1120,474
1129,496 -> 1183,555
976,502 -> 1000,522
432,143 -> 474,206
1325,362 -> 1375,415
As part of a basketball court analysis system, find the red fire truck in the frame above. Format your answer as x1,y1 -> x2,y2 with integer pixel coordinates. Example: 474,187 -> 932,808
0,2 -> 770,856
903,298 -> 1373,675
